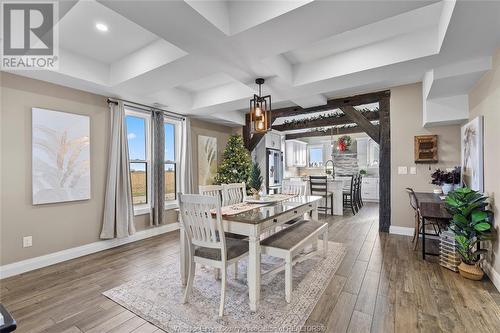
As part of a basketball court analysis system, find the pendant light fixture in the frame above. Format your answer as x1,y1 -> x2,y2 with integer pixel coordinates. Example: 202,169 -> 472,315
250,78 -> 271,134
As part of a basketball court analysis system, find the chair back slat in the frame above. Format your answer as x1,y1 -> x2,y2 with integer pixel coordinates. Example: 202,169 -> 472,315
282,180 -> 307,195
309,176 -> 328,197
179,193 -> 225,250
199,185 -> 223,200
222,182 -> 246,206
406,187 -> 419,211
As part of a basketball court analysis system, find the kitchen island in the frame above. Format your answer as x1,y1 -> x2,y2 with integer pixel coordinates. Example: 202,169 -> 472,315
284,177 -> 344,215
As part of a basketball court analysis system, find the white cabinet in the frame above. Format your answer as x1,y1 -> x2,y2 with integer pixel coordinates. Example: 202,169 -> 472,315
361,177 -> 379,202
265,132 -> 281,149
285,140 -> 307,167
357,138 -> 379,169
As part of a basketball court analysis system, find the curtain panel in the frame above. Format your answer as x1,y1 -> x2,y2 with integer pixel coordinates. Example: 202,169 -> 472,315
100,101 -> 135,239
151,110 -> 165,226
180,117 -> 194,195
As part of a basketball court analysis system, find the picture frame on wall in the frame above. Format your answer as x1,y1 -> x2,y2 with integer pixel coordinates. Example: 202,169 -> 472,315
198,135 -> 217,186
461,116 -> 484,192
32,108 -> 91,204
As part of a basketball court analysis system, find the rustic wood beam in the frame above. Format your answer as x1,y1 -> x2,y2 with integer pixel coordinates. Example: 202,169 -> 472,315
284,125 -> 368,140
271,90 -> 389,119
339,106 -> 380,144
378,96 -> 391,232
247,133 -> 264,151
272,111 -> 379,132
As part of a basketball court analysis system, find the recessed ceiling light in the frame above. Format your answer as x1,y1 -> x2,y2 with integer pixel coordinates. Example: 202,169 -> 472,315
95,23 -> 108,32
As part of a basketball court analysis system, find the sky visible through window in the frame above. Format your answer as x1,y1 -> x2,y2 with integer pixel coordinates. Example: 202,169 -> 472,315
126,116 -> 146,172
164,122 -> 175,162
309,148 -> 323,166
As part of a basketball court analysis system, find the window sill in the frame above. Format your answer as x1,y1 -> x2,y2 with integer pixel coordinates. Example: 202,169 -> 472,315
165,202 -> 179,210
134,205 -> 151,216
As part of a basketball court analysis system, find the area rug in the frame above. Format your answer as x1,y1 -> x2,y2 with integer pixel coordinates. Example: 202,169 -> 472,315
103,241 -> 346,332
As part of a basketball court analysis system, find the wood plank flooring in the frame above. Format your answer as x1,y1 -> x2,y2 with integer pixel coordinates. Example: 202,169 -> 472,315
1,203 -> 499,332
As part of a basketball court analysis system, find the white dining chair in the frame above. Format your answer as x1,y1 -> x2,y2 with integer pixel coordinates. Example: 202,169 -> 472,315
282,180 -> 307,196
222,182 -> 247,206
199,184 -> 223,198
179,193 -> 249,317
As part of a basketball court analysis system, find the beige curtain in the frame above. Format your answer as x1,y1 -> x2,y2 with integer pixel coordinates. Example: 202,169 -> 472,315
151,110 -> 165,226
100,101 -> 135,239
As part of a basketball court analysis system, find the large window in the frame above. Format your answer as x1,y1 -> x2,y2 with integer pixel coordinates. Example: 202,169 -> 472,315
126,111 -> 151,207
164,121 -> 178,202
125,108 -> 180,213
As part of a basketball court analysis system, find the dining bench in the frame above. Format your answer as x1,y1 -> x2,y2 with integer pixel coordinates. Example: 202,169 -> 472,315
261,219 -> 328,303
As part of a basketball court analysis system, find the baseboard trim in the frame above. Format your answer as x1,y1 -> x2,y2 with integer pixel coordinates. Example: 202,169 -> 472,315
483,261 -> 500,292
0,223 -> 179,279
389,226 -> 415,237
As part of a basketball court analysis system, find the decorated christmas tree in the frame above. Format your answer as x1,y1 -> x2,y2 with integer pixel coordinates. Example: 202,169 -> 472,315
214,135 -> 252,185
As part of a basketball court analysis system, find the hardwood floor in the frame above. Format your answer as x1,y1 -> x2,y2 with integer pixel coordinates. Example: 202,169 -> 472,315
1,203 -> 499,332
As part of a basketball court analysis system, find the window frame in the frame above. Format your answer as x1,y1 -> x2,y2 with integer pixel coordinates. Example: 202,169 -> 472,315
307,144 -> 324,167
163,118 -> 182,209
125,108 -> 152,215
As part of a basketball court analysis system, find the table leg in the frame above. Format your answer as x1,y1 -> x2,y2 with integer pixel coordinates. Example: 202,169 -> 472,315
180,225 -> 188,286
422,218 -> 426,260
248,235 -> 261,312
312,202 -> 319,221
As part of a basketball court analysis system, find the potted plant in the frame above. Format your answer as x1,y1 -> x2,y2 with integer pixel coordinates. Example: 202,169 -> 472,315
249,162 -> 263,199
445,187 -> 494,280
431,167 -> 461,194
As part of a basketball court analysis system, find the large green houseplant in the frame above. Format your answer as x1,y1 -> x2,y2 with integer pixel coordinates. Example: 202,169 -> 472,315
445,187 -> 494,280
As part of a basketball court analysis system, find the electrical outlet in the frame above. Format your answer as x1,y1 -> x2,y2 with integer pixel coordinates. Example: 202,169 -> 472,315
410,166 -> 417,175
23,236 -> 32,248
398,166 -> 408,175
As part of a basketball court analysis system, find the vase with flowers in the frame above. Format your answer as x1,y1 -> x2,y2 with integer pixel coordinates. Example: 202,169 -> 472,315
431,167 -> 461,194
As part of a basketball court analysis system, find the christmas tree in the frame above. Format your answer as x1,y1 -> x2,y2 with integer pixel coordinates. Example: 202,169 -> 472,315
214,135 -> 252,185
249,161 -> 263,192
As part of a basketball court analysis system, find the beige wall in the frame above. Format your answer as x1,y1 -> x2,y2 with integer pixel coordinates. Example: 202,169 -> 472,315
190,118 -> 241,192
390,83 -> 461,229
468,48 -> 500,280
0,73 -> 236,265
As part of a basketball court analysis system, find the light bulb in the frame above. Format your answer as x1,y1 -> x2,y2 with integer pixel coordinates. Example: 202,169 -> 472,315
255,106 -> 262,117
257,121 -> 265,130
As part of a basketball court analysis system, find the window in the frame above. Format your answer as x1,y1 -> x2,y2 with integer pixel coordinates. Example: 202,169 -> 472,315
308,146 -> 323,167
126,110 -> 151,208
164,121 -> 179,202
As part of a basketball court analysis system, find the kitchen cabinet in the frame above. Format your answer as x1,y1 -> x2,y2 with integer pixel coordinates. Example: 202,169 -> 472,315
285,140 -> 307,167
265,132 -> 281,149
357,138 -> 379,169
361,177 -> 379,202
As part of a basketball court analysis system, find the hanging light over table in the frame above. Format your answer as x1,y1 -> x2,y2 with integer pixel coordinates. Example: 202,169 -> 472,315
250,78 -> 271,134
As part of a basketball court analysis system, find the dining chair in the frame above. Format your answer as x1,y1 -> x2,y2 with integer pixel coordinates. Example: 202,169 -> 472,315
405,188 -> 442,255
309,176 -> 333,216
343,175 -> 356,215
199,184 -> 223,198
178,193 -> 249,317
222,182 -> 247,206
282,180 -> 307,196
356,174 -> 363,210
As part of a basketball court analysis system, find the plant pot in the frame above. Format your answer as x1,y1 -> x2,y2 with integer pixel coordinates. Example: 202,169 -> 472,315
253,194 -> 260,200
458,262 -> 484,280
441,183 -> 454,195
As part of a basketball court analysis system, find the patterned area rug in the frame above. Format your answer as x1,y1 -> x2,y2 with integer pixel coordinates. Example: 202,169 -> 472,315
103,241 -> 346,332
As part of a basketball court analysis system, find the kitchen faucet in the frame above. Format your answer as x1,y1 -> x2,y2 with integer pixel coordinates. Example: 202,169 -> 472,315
325,159 -> 334,177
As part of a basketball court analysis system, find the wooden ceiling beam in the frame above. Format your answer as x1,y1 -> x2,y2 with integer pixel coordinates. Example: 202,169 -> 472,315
284,125 -> 370,140
339,105 -> 380,143
272,111 -> 379,132
270,90 -> 389,119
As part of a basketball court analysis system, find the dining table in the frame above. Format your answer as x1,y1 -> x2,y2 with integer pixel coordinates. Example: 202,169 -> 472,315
179,195 -> 323,312
414,192 -> 452,260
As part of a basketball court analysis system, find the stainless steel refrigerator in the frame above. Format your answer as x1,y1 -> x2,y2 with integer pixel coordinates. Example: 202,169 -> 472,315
267,148 -> 283,193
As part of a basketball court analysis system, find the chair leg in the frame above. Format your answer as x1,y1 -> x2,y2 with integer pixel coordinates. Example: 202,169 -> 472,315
413,217 -> 420,251
323,229 -> 329,258
285,254 -> 292,303
330,195 -> 334,215
219,266 -> 227,317
214,268 -> 220,280
233,261 -> 238,279
351,197 -> 356,215
183,256 -> 195,304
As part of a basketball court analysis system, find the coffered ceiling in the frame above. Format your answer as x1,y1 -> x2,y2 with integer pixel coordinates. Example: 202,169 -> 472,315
8,0 -> 500,126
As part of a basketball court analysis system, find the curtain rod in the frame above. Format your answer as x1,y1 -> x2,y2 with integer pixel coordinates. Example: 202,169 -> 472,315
107,98 -> 185,120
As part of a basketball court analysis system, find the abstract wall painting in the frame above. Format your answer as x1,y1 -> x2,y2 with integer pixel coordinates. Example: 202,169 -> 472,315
32,108 -> 91,204
198,135 -> 217,186
461,116 -> 484,192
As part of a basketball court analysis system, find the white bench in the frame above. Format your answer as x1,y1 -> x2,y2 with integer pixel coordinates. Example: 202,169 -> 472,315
260,220 -> 328,303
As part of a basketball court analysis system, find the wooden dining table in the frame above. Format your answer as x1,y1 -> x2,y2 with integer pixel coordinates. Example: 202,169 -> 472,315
414,192 -> 452,260
179,195 -> 322,312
